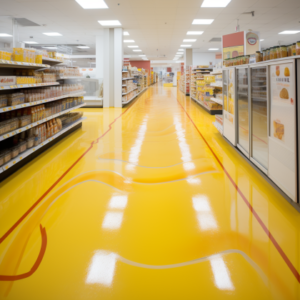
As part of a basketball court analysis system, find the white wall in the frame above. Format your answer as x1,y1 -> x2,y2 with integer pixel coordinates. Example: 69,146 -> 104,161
193,52 -> 221,67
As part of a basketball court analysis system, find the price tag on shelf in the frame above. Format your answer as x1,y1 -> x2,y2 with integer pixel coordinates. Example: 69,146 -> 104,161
8,107 -> 11,110
13,161 -> 16,164
33,148 -> 36,151
18,129 -> 21,133
0,87 -> 4,89
19,156 -> 22,160
10,85 -> 14,88
5,166 -> 8,170
13,106 -> 16,109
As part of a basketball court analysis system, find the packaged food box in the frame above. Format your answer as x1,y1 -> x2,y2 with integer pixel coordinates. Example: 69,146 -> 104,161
7,93 -> 25,106
11,145 -> 19,158
0,76 -> 16,86
0,152 -> 4,166
19,141 -> 27,153
0,95 -> 8,107
3,150 -> 11,163
19,115 -> 31,127
26,136 -> 34,148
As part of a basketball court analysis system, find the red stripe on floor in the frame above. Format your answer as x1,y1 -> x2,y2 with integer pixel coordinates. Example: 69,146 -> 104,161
177,98 -> 300,283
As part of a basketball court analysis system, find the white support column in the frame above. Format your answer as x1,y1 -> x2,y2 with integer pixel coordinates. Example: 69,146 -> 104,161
184,49 -> 193,66
103,27 -> 124,108
96,31 -> 104,79
103,28 -> 114,107
114,28 -> 123,107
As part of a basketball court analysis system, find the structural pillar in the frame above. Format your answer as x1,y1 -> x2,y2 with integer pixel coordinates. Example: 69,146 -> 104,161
103,27 -> 123,108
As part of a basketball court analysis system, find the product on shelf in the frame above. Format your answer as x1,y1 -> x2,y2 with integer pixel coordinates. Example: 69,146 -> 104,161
44,67 -> 82,78
0,50 -> 12,61
0,76 -> 16,86
7,93 -> 25,106
0,95 -> 7,108
12,48 -> 36,63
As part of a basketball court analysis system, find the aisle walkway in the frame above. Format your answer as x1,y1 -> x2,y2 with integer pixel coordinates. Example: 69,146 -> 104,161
0,85 -> 300,299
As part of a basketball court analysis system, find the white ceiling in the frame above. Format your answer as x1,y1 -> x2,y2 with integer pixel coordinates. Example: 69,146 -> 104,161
0,0 -> 300,60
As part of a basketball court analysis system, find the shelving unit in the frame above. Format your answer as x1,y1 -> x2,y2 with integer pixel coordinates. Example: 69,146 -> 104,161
0,57 -> 86,181
0,117 -> 86,176
122,87 -> 148,106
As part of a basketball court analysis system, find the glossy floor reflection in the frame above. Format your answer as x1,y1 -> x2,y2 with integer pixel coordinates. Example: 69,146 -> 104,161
0,84 -> 300,299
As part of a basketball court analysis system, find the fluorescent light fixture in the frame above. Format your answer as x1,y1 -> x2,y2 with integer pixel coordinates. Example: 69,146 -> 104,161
123,40 -> 134,43
183,39 -> 196,42
180,45 -> 192,47
201,0 -> 231,7
77,46 -> 90,48
24,41 -> 38,44
75,0 -> 108,9
279,30 -> 300,35
187,31 -> 204,35
0,33 -> 12,37
98,20 -> 121,26
192,19 -> 214,25
128,45 -> 138,48
123,31 -> 129,36
43,32 -> 62,36
43,46 -> 58,49
209,48 -> 219,50
139,55 -> 146,57
260,39 -> 264,41
133,50 -> 142,52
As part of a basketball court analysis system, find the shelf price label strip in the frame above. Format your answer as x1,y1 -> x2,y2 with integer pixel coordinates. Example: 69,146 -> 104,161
0,117 -> 87,173
0,91 -> 86,113
0,103 -> 86,141
0,82 -> 60,91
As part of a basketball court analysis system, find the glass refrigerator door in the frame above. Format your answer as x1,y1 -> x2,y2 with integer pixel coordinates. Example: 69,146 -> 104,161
237,67 -> 250,156
223,68 -> 237,145
250,66 -> 268,171
269,61 -> 296,201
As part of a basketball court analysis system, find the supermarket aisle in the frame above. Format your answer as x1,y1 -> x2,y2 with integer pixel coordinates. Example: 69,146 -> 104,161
0,84 -> 300,300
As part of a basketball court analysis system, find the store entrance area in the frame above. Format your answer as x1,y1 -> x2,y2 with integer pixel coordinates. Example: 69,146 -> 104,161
0,84 -> 299,299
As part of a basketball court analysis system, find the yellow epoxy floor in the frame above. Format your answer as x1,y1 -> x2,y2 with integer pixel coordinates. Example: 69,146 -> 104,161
0,85 -> 300,299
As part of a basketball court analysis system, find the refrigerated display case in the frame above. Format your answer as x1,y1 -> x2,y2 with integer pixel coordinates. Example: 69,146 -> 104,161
236,66 -> 250,156
220,56 -> 300,203
268,60 -> 296,201
223,67 -> 237,145
250,65 -> 269,172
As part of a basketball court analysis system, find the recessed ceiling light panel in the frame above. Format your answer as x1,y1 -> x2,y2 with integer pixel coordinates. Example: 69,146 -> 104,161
187,31 -> 204,35
133,50 -> 142,52
123,31 -> 129,36
43,46 -> 58,49
180,45 -> 192,47
201,0 -> 231,7
123,40 -> 134,43
279,30 -> 300,34
192,19 -> 214,25
128,45 -> 138,48
98,20 -> 121,26
208,48 -> 219,50
24,41 -> 38,44
77,46 -> 90,48
43,32 -> 62,36
183,39 -> 196,42
178,49 -> 184,51
75,0 -> 108,9
0,33 -> 12,37
260,39 -> 264,41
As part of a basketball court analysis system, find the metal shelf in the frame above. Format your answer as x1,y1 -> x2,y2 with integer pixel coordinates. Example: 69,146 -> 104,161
0,82 -> 59,91
210,97 -> 223,105
57,76 -> 83,80
122,87 -> 138,95
0,117 -> 87,174
0,91 -> 85,113
122,87 -> 147,106
0,103 -> 86,141
0,59 -> 50,69
191,96 -> 222,115
122,77 -> 134,80
42,57 -> 63,66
